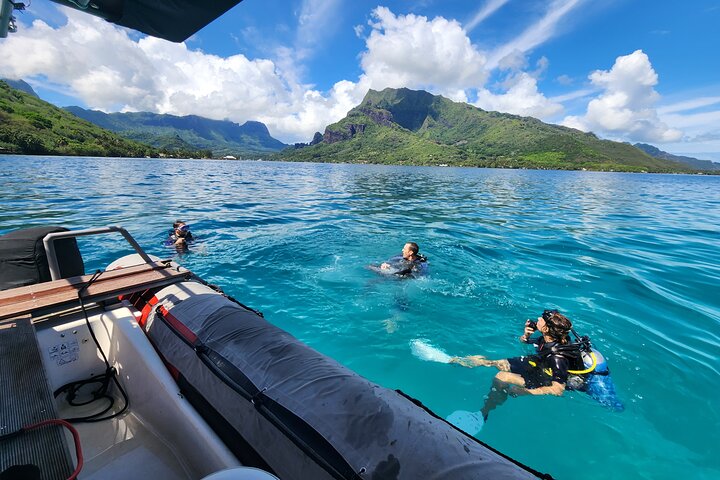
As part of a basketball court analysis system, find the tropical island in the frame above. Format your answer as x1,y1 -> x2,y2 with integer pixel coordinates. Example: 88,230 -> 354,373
277,87 -> 703,173
1,80 -> 717,174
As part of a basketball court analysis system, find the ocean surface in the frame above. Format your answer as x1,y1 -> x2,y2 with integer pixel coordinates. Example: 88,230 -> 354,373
2,155 -> 719,479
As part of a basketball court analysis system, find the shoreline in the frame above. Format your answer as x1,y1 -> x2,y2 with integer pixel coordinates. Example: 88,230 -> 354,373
2,152 -> 718,175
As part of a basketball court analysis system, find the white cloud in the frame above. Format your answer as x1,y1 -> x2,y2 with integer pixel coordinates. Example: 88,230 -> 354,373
661,110 -> 720,130
497,50 -> 528,72
556,74 -> 574,85
296,0 -> 342,57
550,88 -> 594,103
0,11 -> 361,143
273,0 -> 343,88
562,50 -> 682,143
465,0 -> 510,33
358,7 -> 488,99
487,0 -> 581,69
657,108 -> 720,161
7,5 -> 704,154
657,96 -> 720,115
475,72 -> 563,119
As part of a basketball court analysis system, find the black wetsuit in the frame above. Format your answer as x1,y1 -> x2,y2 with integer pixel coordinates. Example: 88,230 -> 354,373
508,337 -> 585,389
384,254 -> 428,278
165,230 -> 194,246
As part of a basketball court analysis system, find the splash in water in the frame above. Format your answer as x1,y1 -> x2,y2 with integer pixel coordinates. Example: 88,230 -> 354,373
410,339 -> 452,363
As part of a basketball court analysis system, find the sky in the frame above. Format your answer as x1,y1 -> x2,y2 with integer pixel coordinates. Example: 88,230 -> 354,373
1,0 -> 719,161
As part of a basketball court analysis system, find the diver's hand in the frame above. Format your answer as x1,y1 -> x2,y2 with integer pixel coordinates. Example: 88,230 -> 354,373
520,320 -> 536,342
175,237 -> 187,246
380,263 -> 391,270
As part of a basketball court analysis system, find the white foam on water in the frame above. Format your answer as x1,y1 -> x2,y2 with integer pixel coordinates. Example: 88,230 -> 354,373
446,410 -> 485,435
410,339 -> 452,363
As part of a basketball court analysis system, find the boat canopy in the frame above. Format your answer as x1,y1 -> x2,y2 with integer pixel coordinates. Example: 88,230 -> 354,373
1,0 -> 243,42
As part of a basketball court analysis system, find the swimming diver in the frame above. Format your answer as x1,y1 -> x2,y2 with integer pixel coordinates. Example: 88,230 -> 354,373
165,220 -> 194,252
451,309 -> 622,422
375,242 -> 428,279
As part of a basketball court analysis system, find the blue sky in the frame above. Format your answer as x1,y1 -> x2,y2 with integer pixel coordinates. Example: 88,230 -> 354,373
1,0 -> 719,160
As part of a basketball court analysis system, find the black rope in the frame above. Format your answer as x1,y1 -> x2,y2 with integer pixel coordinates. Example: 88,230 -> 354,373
55,270 -> 129,423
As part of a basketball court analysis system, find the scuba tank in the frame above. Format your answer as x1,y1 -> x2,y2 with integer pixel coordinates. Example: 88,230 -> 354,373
569,347 -> 608,375
566,331 -> 624,412
580,348 -> 608,374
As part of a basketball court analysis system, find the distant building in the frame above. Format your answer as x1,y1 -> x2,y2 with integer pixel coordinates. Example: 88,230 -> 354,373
223,155 -> 237,160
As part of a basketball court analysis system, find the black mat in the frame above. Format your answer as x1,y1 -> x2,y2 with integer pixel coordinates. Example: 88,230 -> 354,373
0,316 -> 74,480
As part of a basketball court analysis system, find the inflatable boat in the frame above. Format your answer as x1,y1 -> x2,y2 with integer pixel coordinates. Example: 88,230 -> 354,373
0,226 -> 552,479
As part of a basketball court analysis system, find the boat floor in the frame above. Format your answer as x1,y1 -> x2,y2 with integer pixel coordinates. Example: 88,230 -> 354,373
57,398 -> 192,480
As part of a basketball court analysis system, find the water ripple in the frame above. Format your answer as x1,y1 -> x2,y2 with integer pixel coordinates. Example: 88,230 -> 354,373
1,157 -> 719,480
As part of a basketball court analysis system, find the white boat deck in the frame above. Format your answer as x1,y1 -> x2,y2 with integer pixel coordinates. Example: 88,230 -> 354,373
57,403 -> 191,480
32,303 -> 245,479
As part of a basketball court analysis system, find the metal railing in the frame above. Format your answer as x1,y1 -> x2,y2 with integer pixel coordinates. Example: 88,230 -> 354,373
43,226 -> 154,280
0,0 -> 20,38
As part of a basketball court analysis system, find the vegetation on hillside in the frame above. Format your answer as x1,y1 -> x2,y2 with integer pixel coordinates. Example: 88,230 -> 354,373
278,88 -> 695,173
65,107 -> 286,158
0,81 -> 161,157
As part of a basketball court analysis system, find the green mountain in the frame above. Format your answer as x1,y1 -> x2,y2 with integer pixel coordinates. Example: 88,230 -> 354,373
0,81 -> 158,157
65,107 -> 287,158
278,88 -> 693,173
634,143 -> 720,171
1,79 -> 38,98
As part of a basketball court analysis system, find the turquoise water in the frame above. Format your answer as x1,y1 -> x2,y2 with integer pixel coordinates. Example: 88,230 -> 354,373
2,155 -> 719,479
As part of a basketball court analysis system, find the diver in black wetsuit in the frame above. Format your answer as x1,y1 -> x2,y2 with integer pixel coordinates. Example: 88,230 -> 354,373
164,220 -> 194,252
378,242 -> 428,278
451,309 -> 586,420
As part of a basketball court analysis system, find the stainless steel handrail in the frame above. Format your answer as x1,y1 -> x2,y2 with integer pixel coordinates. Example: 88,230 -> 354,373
43,226 -> 154,280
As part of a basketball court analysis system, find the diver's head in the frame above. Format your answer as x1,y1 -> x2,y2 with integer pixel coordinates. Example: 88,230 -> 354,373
537,309 -> 572,344
174,221 -> 191,238
402,242 -> 419,260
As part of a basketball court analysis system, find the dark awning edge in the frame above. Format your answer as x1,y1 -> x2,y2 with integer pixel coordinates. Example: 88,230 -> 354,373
50,0 -> 244,43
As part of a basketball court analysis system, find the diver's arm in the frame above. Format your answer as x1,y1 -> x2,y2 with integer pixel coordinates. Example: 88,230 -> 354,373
527,382 -> 565,396
509,381 -> 566,397
380,255 -> 403,270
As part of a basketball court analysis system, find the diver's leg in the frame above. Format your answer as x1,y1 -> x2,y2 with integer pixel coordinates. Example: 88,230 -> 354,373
480,372 -> 526,419
451,356 -> 511,370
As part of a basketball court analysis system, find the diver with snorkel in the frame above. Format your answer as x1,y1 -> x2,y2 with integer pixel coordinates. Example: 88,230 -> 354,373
165,220 -> 195,252
451,309 -> 623,427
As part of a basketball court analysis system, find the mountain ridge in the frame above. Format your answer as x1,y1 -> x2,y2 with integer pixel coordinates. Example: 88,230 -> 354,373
0,79 -> 38,98
633,143 -> 720,171
64,107 -> 287,158
278,87 -> 694,173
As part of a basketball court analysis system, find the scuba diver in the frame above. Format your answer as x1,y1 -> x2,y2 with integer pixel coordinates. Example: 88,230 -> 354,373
366,242 -> 428,333
451,309 -> 622,425
164,220 -> 194,252
372,242 -> 428,279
